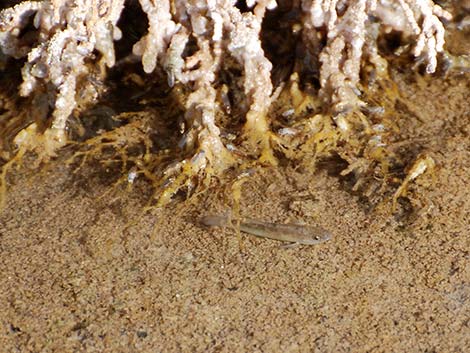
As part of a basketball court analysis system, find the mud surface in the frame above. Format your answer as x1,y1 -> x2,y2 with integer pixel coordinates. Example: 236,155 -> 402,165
1,32 -> 470,353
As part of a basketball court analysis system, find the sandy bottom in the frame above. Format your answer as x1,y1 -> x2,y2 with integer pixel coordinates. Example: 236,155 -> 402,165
1,55 -> 470,353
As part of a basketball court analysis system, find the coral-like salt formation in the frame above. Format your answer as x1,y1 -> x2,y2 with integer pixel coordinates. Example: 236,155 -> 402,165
0,0 -> 454,206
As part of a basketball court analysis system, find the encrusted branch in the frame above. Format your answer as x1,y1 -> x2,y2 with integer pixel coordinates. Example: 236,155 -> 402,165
0,0 -> 454,204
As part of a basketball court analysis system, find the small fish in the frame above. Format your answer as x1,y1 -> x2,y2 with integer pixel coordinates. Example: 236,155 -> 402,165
201,214 -> 332,245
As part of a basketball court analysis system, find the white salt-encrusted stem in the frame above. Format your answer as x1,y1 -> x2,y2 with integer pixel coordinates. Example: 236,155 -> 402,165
225,2 -> 274,149
1,0 -> 125,153
133,0 -> 177,74
302,0 -> 451,113
0,0 -> 453,187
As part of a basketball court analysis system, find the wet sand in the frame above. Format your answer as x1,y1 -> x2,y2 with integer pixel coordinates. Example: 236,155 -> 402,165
1,33 -> 470,353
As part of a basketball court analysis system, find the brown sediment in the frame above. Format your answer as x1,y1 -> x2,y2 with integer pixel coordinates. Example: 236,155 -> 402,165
1,1 -> 469,351
0,63 -> 469,351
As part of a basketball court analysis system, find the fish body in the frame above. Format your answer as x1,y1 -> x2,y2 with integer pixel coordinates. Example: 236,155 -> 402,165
201,215 -> 331,245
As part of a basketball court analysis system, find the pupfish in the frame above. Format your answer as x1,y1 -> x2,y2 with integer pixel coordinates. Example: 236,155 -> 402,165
201,214 -> 332,245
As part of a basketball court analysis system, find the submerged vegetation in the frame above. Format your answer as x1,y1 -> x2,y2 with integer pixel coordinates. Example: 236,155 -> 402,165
0,0 -> 468,210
